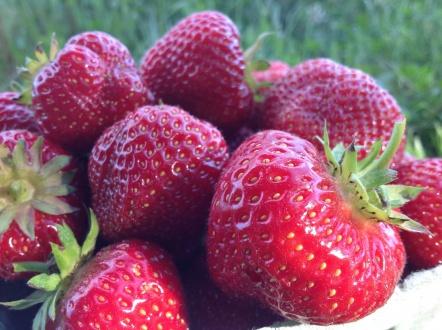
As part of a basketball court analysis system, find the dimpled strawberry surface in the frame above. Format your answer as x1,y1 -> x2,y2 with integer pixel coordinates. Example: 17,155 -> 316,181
208,130 -> 405,324
260,58 -> 405,162
141,11 -> 253,132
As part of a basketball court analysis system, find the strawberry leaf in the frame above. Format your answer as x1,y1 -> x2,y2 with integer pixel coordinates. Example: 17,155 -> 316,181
387,210 -> 431,234
31,196 -> 78,215
14,205 -> 35,240
358,140 -> 382,171
33,298 -> 50,330
379,185 -> 424,209
40,155 -> 70,178
28,273 -> 61,292
14,260 -> 53,274
0,207 -> 16,235
81,210 -> 99,258
0,290 -> 49,310
340,143 -> 358,180
359,169 -> 397,190
51,223 -> 80,279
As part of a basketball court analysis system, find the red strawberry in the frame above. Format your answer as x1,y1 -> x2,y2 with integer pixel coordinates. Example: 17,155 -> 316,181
27,32 -> 152,153
252,60 -> 290,93
207,122 -> 426,325
0,92 -> 40,133
182,253 -> 279,330
260,58 -> 405,162
396,158 -> 442,269
1,215 -> 189,330
140,11 -> 253,132
55,240 -> 188,329
0,130 -> 86,280
89,105 -> 229,257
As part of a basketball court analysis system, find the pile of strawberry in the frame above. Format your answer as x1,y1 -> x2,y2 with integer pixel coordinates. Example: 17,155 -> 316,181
0,11 -> 441,330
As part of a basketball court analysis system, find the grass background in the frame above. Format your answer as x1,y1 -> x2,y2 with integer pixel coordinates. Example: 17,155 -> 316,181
0,0 -> 441,153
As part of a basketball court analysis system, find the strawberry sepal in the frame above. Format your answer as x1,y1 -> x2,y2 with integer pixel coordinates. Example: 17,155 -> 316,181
0,137 -> 77,239
320,120 -> 430,234
0,210 -> 99,330
12,33 -> 59,106
244,32 -> 273,102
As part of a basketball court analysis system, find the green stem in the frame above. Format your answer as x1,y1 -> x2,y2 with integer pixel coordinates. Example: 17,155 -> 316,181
10,179 -> 35,203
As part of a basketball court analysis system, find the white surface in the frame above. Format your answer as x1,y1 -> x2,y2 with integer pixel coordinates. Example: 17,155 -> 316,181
260,265 -> 442,330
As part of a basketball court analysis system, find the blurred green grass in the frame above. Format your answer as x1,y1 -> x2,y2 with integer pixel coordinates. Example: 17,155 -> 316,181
0,0 -> 441,153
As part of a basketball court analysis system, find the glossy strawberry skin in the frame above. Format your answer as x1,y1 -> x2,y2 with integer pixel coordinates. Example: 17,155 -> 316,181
89,105 -> 229,257
396,158 -> 442,269
54,240 -> 189,330
207,130 -> 405,325
140,11 -> 253,132
0,130 -> 86,281
33,32 -> 151,154
260,58 -> 405,161
0,92 -> 41,133
182,253 -> 279,330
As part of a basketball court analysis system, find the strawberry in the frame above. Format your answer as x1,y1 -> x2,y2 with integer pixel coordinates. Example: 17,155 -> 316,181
396,158 -> 442,269
1,214 -> 189,330
140,11 -> 253,132
260,58 -> 405,162
89,105 -> 229,257
252,60 -> 290,94
182,253 -> 279,330
207,121 -> 427,325
19,32 -> 152,154
0,92 -> 40,133
0,130 -> 86,281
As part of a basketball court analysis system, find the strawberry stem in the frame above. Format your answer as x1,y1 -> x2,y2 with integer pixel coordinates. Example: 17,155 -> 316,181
9,179 -> 35,203
243,32 -> 273,102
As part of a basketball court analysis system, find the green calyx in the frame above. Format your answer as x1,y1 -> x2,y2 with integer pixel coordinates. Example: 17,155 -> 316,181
0,211 -> 99,330
0,137 -> 77,240
11,33 -> 59,105
244,32 -> 274,102
319,120 -> 430,234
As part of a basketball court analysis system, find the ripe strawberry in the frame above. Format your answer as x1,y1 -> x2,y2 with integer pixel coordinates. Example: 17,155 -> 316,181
22,32 -> 152,153
260,58 -> 405,162
89,105 -> 229,257
182,253 -> 279,330
252,60 -> 290,93
396,158 -> 442,269
0,92 -> 40,133
140,11 -> 253,132
207,122 -> 426,325
1,215 -> 189,330
0,130 -> 86,281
